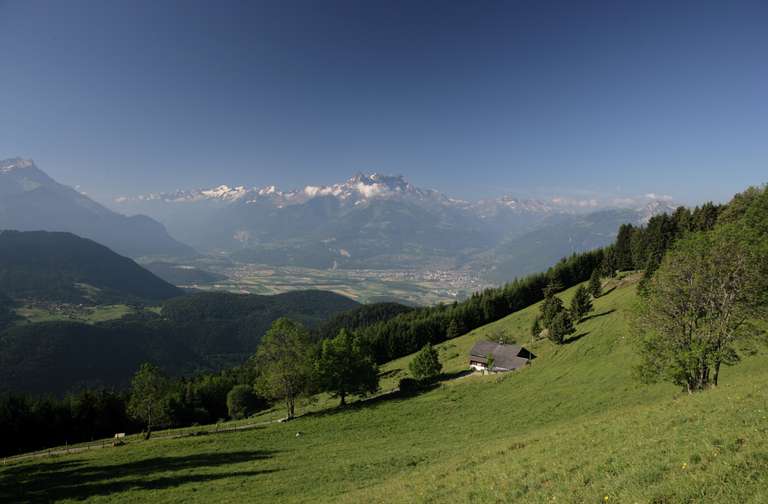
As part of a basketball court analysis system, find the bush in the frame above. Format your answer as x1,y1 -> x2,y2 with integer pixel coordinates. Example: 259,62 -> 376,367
409,344 -> 442,382
226,385 -> 261,420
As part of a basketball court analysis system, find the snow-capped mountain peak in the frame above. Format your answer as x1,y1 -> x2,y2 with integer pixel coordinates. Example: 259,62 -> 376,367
0,158 -> 37,174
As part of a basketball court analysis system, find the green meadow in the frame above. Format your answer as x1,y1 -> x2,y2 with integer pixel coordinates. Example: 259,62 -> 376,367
2,277 -> 767,503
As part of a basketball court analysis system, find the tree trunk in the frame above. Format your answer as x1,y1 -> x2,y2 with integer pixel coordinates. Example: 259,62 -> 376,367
339,393 -> 346,407
713,360 -> 721,387
145,406 -> 152,440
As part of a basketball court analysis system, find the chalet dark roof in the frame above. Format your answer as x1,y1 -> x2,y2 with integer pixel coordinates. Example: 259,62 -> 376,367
469,341 -> 533,371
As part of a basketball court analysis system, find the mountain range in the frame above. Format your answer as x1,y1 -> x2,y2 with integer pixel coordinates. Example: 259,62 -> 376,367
115,172 -> 677,279
0,158 -> 194,258
0,157 -> 677,281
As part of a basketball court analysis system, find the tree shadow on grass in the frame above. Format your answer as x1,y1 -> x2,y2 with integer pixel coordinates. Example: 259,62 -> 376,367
1,450 -> 278,503
581,309 -> 616,322
563,332 -> 589,345
440,369 -> 473,381
378,368 -> 401,380
300,381 -> 443,421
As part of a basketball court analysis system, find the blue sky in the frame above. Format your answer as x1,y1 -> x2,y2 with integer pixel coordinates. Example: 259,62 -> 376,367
0,0 -> 766,204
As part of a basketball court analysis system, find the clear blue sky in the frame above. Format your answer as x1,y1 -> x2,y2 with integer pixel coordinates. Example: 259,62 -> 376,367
1,0 -> 766,204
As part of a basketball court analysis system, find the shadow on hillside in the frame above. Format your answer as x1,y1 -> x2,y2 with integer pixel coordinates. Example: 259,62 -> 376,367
378,368 -> 401,380
581,309 -> 616,322
440,369 -> 473,381
0,450 -> 278,502
563,332 -> 589,345
301,380 -> 445,420
599,286 -> 617,297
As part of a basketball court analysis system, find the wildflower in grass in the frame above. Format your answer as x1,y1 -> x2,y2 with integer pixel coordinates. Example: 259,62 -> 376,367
681,462 -> 688,469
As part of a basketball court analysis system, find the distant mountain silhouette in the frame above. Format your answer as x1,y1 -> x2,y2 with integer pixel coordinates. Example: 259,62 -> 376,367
0,158 -> 195,258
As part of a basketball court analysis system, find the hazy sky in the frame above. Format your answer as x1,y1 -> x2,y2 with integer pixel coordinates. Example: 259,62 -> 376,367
1,0 -> 766,204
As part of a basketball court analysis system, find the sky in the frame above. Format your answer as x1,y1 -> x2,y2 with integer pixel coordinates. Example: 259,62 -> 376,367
1,0 -> 766,205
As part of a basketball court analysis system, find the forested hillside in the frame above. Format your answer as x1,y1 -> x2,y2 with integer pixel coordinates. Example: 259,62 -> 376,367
0,230 -> 182,303
0,290 -> 359,396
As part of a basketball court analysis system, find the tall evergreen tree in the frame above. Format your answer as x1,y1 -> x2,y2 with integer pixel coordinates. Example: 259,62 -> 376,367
530,316 -> 542,340
588,269 -> 602,298
549,310 -> 575,345
614,224 -> 636,271
570,285 -> 593,321
540,281 -> 565,330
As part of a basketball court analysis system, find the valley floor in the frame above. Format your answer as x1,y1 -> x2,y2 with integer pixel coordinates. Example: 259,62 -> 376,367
2,279 -> 767,503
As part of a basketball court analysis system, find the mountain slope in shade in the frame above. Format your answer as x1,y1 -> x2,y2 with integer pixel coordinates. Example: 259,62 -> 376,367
0,230 -> 183,303
0,158 -> 195,258
0,289 -> 360,394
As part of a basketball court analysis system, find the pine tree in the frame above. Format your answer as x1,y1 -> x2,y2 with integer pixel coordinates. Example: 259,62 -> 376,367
540,281 -> 565,330
588,269 -> 602,298
446,318 -> 463,339
614,224 -> 636,271
570,285 -> 593,321
530,316 -> 542,339
549,310 -> 575,345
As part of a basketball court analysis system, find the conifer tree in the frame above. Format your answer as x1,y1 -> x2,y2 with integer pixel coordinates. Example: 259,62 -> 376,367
549,310 -> 575,345
588,269 -> 602,298
570,285 -> 593,321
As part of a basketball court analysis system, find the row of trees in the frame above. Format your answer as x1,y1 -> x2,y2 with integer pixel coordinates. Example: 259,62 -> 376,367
358,248 -> 606,364
532,278 -> 598,345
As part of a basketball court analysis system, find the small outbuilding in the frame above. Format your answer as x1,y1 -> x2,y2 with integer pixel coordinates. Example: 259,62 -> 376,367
468,341 -> 535,372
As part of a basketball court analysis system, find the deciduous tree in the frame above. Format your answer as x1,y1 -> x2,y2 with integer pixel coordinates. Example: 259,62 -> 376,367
409,343 -> 442,382
128,363 -> 170,439
254,318 -> 314,419
634,223 -> 767,392
316,329 -> 379,406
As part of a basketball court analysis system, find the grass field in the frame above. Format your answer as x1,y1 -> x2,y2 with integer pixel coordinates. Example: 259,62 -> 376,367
2,277 -> 767,503
193,263 -> 492,305
14,304 -> 136,325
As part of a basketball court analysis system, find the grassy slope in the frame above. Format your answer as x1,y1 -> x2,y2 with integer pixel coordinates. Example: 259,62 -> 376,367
2,278 -> 768,503
14,304 -> 135,324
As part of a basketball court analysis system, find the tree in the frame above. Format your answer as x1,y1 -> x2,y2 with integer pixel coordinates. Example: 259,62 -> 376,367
570,285 -> 593,321
254,318 -> 314,419
614,224 -> 636,271
634,225 -> 767,392
226,385 -> 261,420
549,310 -> 575,345
316,329 -> 379,406
409,344 -> 442,382
486,353 -> 495,372
540,282 -> 565,330
446,318 -> 464,339
588,269 -> 602,298
128,363 -> 170,439
530,316 -> 542,339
